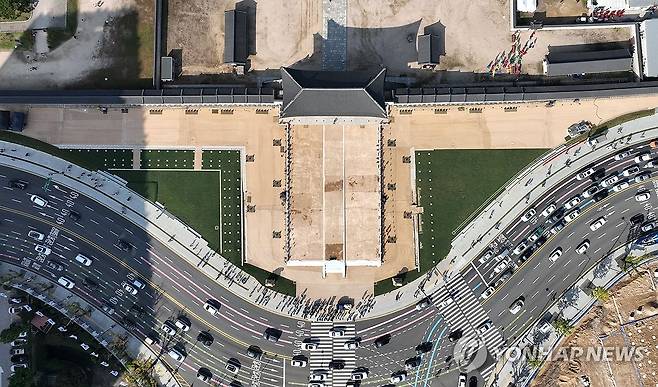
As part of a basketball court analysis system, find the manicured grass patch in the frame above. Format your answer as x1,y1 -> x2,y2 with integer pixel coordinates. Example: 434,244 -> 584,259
139,149 -> 194,169
46,0 -> 78,50
589,108 -> 656,137
0,31 -> 32,50
374,148 -> 547,295
202,149 -> 240,170
61,149 -> 133,169
243,263 -> 296,296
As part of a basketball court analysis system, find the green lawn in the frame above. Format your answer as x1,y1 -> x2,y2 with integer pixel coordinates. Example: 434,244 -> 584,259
62,149 -> 133,169
374,149 -> 547,295
139,150 -> 194,169
0,31 -> 32,51
46,0 -> 78,50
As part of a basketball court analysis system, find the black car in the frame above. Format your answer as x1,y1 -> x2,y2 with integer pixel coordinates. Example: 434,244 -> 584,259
197,367 -> 212,382
590,168 -> 606,181
469,375 -> 478,387
68,210 -> 81,221
549,208 -> 565,223
247,345 -> 263,360
593,190 -> 609,202
46,260 -> 64,271
11,354 -> 28,363
82,277 -> 99,289
328,360 -> 345,370
448,329 -> 463,342
374,334 -> 391,348
404,356 -> 421,369
197,331 -> 213,347
263,328 -> 282,343
631,213 -> 646,225
117,239 -> 132,251
9,180 -> 28,190
416,342 -> 433,354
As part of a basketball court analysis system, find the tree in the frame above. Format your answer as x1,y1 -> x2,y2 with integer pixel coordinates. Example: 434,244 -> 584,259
527,356 -> 543,369
623,254 -> 651,272
552,317 -> 574,336
123,357 -> 157,387
109,333 -> 129,360
592,286 -> 610,303
8,367 -> 35,387
0,321 -> 27,343
0,0 -> 35,20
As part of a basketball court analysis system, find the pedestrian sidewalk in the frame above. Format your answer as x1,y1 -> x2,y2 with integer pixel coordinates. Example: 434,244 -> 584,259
0,261 -> 181,387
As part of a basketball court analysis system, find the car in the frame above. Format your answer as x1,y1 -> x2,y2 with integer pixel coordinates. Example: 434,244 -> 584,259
437,296 -> 454,308
68,210 -> 81,221
8,307 -> 21,314
307,384 -> 324,387
10,348 -> 24,355
478,249 -> 494,264
495,270 -> 513,288
122,283 -> 138,295
27,230 -> 44,241
593,190 -> 609,202
600,174 -> 619,188
10,339 -> 26,346
509,297 -> 525,314
198,331 -> 214,347
328,327 -> 345,338
521,208 -> 536,222
291,356 -> 308,367
612,180 -> 630,192
18,332 -> 27,339
636,172 -> 651,182
404,356 -> 421,369
631,213 -> 646,225
492,258 -> 510,274
635,152 -> 652,163
302,339 -> 319,350
564,209 -> 580,223
477,320 -> 493,334
263,328 -> 282,342
458,373 -> 468,387
57,276 -> 74,289
34,245 -> 51,255
549,208 -> 565,223
541,202 -> 557,217
225,360 -> 240,374
416,342 -> 433,354
203,299 -> 221,315
390,371 -> 408,383
528,227 -> 544,242
448,330 -> 463,342
247,345 -> 263,360
175,317 -> 191,332
197,368 -> 213,382
582,185 -> 599,198
517,247 -> 535,266
576,240 -> 590,254
576,168 -> 595,180
9,180 -> 28,189
351,369 -> 369,380
29,195 -> 47,207
590,216 -> 607,231
310,371 -> 327,381
161,320 -> 178,336
480,286 -> 495,299
11,355 -> 28,364
513,240 -> 528,255
538,320 -> 553,334
10,364 -> 27,372
9,297 -> 22,304
614,150 -> 632,160
644,160 -> 657,168
328,360 -> 345,370
344,340 -> 360,349
74,253 -> 92,266
45,260 -> 64,271
117,239 -> 132,251
549,220 -> 566,236
641,222 -> 657,232
565,195 -> 581,210
549,247 -> 563,262
131,278 -> 146,290
168,347 -> 186,362
636,191 -> 651,202
415,298 -> 431,310
374,334 -> 391,348
623,165 -> 641,177
591,168 -> 606,181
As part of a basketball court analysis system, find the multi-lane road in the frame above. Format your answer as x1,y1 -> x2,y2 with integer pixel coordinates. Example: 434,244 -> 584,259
1,138 -> 658,387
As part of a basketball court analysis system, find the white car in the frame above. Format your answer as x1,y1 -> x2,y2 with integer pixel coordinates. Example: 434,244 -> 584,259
581,185 -> 599,198
291,358 -> 308,367
34,245 -> 51,255
509,298 -> 524,314
623,165 -> 641,177
550,221 -> 565,236
458,373 -> 468,387
57,276 -> 74,289
351,370 -> 369,380
564,209 -> 580,223
480,287 -> 495,299
576,240 -> 590,254
513,241 -> 528,255
615,150 -> 632,160
600,174 -> 620,188
30,195 -> 47,207
636,172 -> 651,183
612,181 -> 630,192
549,247 -> 563,262
590,216 -> 607,231
27,230 -> 44,241
541,202 -> 557,217
225,361 -> 240,374
635,152 -> 652,163
477,320 -> 493,334
644,160 -> 656,169
576,168 -> 595,180
161,321 -> 177,336
302,341 -> 319,350
344,340 -> 359,350
203,299 -> 220,315
437,297 -> 454,308
122,283 -> 138,295
521,208 -> 536,222
390,371 -> 408,383
478,250 -> 494,264
131,278 -> 146,290
493,258 -> 510,274
168,348 -> 186,362
174,318 -> 191,332
11,364 -> 27,372
74,253 -> 92,266
8,307 -> 21,314
636,191 -> 651,202
641,222 -> 656,232
565,195 -> 581,210
328,327 -> 345,338
538,321 -> 553,334
310,373 -> 327,381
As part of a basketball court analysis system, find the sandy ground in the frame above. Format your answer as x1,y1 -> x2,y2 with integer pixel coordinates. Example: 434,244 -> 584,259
533,264 -> 658,387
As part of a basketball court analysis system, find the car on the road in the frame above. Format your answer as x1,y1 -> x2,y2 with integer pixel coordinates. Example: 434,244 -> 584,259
10,364 -> 27,372
263,328 -> 282,342
29,195 -> 47,207
122,283 -> 138,295
478,249 -> 494,264
247,345 -> 263,360
480,286 -> 495,299
549,247 -> 563,262
203,299 -> 221,315
513,240 -> 528,255
34,245 -> 51,255
581,185 -> 599,198
636,191 -> 652,202
196,368 -> 212,382
641,222 -> 657,232
68,210 -> 81,221
351,368 -> 369,380
612,180 -> 630,192
10,339 -> 26,346
390,371 -> 408,383
448,330 -> 463,342
416,342 -> 433,354
9,180 -> 28,190
197,331 -> 213,347
600,174 -> 620,188
521,208 -> 536,222
644,159 -> 657,168
374,334 -> 391,348
528,227 -> 544,242
57,276 -> 74,289
590,216 -> 607,231
168,347 -> 186,362
623,165 -> 641,177
46,260 -> 64,271
550,208 -> 565,223
458,373 -> 468,387
328,360 -> 345,370
225,360 -> 240,374
591,168 -> 606,181
344,340 -> 359,349
144,334 -> 159,345
328,327 -> 345,338
477,320 -> 493,334
175,317 -> 191,332
509,297 -> 525,314
9,297 -> 22,304
549,220 -> 566,236
10,348 -> 24,355
541,202 -> 557,217
494,270 -> 513,288
117,239 -> 132,251
308,384 -> 324,387
564,209 -> 580,223
310,371 -> 327,381
74,253 -> 92,266
404,356 -> 421,370
516,247 -> 535,266
615,149 -> 632,160
636,172 -> 651,182
631,213 -> 646,225
291,356 -> 308,367
302,339 -> 320,350
593,190 -> 609,202
8,306 -> 21,314
576,240 -> 590,254
576,168 -> 595,180
492,258 -> 510,274
635,152 -> 652,163
161,320 -> 178,336
565,195 -> 582,210
130,277 -> 146,290
27,230 -> 44,241
102,305 -> 115,315
415,298 -> 431,310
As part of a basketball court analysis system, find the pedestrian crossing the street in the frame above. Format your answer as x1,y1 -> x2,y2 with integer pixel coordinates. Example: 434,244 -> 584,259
309,321 -> 357,386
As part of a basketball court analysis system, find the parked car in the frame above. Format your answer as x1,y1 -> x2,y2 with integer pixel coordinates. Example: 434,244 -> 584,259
8,307 -> 21,314
600,174 -> 619,188
593,190 -> 609,202
614,150 -> 632,160
480,286 -> 495,299
612,180 -> 630,192
635,172 -> 651,183
478,250 -> 494,264
635,152 -> 652,163
161,320 -> 178,336
10,339 -> 27,347
581,185 -> 599,198
564,209 -> 580,223
11,355 -> 28,364
641,222 -> 657,233
623,165 -> 641,177
576,168 -> 595,180
541,202 -> 557,217
513,240 -> 528,255
168,347 -> 186,362
565,195 -> 581,210
10,348 -> 24,355
10,364 -> 27,372
9,111 -> 26,131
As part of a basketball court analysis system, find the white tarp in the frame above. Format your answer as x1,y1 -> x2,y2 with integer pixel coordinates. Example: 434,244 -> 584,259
517,0 -> 538,12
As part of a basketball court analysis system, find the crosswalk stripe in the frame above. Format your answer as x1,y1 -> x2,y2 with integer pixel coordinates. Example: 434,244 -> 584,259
309,322 -> 357,386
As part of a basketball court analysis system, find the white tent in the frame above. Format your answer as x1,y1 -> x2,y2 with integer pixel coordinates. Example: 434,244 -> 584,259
517,0 -> 538,12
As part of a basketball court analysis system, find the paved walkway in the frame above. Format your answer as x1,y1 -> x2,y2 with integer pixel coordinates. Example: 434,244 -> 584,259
322,0 -> 347,70
0,0 -> 67,33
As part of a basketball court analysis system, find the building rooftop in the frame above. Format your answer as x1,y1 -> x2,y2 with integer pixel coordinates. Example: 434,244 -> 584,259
642,19 -> 658,77
224,10 -> 248,65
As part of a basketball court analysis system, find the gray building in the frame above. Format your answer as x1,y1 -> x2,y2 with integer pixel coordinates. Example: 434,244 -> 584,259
543,48 -> 633,76
640,19 -> 658,78
224,10 -> 248,65
417,34 -> 440,65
